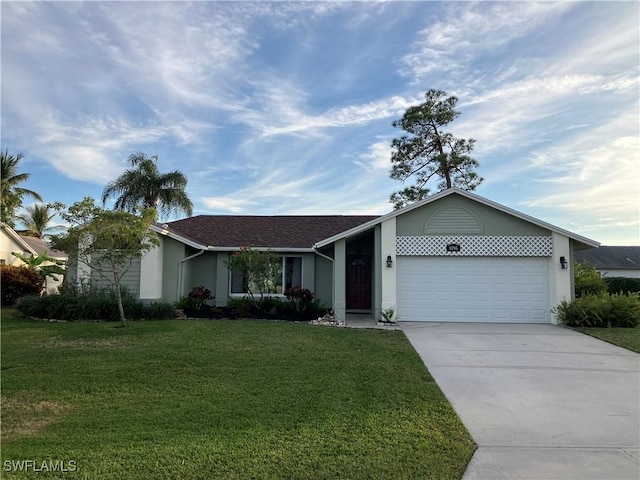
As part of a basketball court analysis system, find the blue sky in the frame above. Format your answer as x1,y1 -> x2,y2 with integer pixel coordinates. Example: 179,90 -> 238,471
2,1 -> 638,245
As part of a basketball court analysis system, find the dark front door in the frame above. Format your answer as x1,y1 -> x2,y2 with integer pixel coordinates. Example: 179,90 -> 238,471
346,255 -> 372,310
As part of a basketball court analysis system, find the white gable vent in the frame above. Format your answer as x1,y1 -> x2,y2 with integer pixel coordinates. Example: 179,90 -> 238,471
424,207 -> 483,234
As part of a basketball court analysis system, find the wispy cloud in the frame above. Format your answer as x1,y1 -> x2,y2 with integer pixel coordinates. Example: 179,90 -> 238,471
258,95 -> 417,137
400,2 -> 575,81
1,1 -> 637,244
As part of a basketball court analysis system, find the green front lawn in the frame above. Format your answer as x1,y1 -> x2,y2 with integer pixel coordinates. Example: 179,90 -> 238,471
1,310 -> 474,479
574,326 -> 640,353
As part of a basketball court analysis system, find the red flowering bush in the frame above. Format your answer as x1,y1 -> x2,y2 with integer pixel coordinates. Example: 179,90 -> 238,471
1,265 -> 45,306
175,286 -> 213,311
284,287 -> 315,314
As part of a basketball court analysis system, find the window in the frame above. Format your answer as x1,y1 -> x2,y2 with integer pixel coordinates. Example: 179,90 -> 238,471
230,256 -> 302,295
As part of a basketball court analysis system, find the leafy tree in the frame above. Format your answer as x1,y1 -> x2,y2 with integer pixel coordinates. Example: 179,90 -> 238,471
102,152 -> 193,220
225,247 -> 282,301
15,202 -> 65,239
574,261 -> 607,297
1,149 -> 44,226
51,197 -> 159,326
11,250 -> 66,293
389,89 -> 483,209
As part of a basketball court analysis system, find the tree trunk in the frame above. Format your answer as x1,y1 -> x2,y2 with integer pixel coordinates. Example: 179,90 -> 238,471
432,122 -> 452,188
114,279 -> 126,327
443,168 -> 452,188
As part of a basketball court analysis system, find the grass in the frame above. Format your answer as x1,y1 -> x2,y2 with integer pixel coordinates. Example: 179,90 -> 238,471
1,308 -> 474,479
574,326 -> 640,353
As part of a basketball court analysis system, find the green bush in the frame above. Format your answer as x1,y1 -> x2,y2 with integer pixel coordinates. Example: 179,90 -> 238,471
227,294 -> 327,320
574,261 -> 607,297
554,293 -> 640,328
227,296 -> 254,318
147,302 -> 177,319
1,265 -> 45,306
604,277 -> 640,295
254,296 -> 284,316
15,290 -> 175,321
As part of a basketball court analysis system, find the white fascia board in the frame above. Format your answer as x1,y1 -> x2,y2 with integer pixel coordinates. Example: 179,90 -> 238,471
148,226 -> 315,253
205,247 -> 315,253
150,224 -> 204,250
313,187 -> 600,249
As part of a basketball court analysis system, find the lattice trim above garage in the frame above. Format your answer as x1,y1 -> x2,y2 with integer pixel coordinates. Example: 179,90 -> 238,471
396,235 -> 553,256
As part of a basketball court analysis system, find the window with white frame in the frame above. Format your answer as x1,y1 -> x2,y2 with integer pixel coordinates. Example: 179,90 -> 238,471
230,256 -> 302,295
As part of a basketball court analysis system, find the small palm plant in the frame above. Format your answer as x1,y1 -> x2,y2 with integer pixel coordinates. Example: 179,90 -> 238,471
380,307 -> 398,324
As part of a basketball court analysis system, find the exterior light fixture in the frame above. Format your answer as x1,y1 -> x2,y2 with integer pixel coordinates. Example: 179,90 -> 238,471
386,255 -> 393,268
559,256 -> 568,269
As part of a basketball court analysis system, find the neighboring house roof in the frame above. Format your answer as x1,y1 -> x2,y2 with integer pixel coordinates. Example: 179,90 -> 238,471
155,215 -> 380,251
19,235 -> 67,259
314,188 -> 600,250
574,246 -> 640,270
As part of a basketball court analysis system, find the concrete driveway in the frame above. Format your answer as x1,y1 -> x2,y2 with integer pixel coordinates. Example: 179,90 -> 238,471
400,322 -> 640,480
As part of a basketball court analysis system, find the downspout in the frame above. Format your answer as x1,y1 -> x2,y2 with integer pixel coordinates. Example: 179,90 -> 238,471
313,247 -> 335,314
177,249 -> 205,299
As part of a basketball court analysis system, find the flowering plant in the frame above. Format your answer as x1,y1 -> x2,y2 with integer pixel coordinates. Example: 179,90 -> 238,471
187,286 -> 213,310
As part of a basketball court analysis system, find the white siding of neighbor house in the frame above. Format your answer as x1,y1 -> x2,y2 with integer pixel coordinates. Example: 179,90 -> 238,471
0,232 -> 26,266
599,269 -> 640,279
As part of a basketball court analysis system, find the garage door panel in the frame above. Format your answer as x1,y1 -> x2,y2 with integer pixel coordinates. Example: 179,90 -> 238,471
397,257 -> 550,323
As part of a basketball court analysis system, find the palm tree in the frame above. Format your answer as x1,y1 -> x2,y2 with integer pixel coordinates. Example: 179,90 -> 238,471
101,152 -> 193,219
16,202 -> 65,239
1,149 -> 44,227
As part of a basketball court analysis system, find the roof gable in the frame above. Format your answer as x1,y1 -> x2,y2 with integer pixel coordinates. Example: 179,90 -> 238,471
314,188 -> 600,249
1,223 -> 37,255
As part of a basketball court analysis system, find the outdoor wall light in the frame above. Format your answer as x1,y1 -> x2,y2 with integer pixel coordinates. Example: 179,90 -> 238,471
386,255 -> 393,268
559,256 -> 568,269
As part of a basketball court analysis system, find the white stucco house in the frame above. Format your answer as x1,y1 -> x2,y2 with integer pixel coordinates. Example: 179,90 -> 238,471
0,222 -> 68,294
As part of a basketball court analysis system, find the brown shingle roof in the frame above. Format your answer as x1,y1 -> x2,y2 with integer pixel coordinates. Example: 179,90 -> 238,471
19,235 -> 67,258
166,215 -> 380,249
574,246 -> 640,270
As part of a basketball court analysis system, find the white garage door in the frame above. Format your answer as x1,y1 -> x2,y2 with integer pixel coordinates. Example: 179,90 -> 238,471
397,257 -> 550,323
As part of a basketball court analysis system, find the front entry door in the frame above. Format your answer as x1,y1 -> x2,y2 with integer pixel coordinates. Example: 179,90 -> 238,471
346,255 -> 372,310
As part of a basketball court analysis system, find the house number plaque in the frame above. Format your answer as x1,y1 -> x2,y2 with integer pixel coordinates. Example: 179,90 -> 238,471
446,243 -> 461,252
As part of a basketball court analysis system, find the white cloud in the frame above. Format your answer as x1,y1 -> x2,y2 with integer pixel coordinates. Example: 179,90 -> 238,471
199,196 -> 257,214
401,2 -> 575,81
259,95 -> 417,137
354,141 -> 392,171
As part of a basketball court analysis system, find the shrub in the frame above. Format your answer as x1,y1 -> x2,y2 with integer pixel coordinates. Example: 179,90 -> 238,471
254,296 -> 284,316
228,296 -> 254,318
284,287 -> 314,313
226,294 -> 327,320
1,265 -> 45,306
175,286 -> 214,311
574,261 -> 607,297
147,302 -> 177,320
15,289 -> 175,321
554,293 -> 640,328
604,277 -> 640,295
